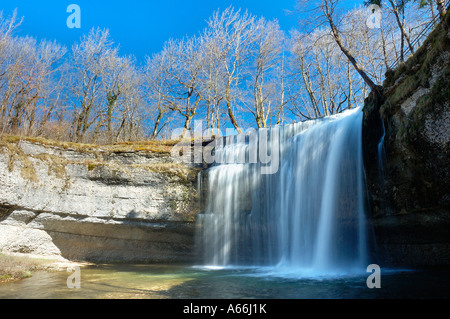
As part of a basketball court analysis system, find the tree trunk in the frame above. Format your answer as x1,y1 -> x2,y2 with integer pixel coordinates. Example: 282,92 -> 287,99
9,102 -> 23,134
75,103 -> 93,143
300,55 -> 320,117
215,100 -> 221,130
226,100 -> 242,133
277,53 -> 285,125
400,26 -> 405,61
380,25 -> 390,69
347,62 -> 354,110
327,16 -> 378,92
151,109 -> 164,139
181,115 -> 193,138
389,1 -> 414,56
107,106 -> 113,143
225,79 -> 242,133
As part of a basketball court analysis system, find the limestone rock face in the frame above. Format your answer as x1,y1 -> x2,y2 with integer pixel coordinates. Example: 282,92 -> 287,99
0,140 -> 201,263
362,16 -> 450,266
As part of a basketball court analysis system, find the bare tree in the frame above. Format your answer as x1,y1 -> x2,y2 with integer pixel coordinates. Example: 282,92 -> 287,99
246,18 -> 286,128
0,9 -> 22,66
0,36 -> 66,135
200,32 -> 226,132
26,40 -> 67,135
0,3 -> 440,144
93,54 -> 140,143
297,0 -> 380,95
161,37 -> 206,137
0,11 -> 70,138
68,28 -> 117,142
273,50 -> 293,125
0,36 -> 34,133
415,0 -> 447,21
205,7 -> 259,133
144,51 -> 173,139
365,0 -> 416,61
290,29 -> 352,118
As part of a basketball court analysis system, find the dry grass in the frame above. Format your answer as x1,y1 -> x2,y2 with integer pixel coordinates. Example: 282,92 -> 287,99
0,134 -> 202,184
0,253 -> 53,283
0,135 -> 99,151
0,134 -> 194,155
0,140 -> 39,182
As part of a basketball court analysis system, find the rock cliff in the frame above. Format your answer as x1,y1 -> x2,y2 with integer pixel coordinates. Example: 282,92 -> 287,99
363,14 -> 450,266
0,137 -> 201,263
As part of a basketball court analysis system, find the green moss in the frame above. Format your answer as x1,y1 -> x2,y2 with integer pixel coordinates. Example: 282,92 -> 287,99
383,13 -> 449,96
168,198 -> 178,212
395,62 -> 449,148
381,13 -> 450,124
386,75 -> 420,108
1,135 -> 22,144
87,163 -> 101,171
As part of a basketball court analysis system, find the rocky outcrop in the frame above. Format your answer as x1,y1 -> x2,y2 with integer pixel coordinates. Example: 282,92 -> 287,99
0,138 -> 201,263
363,14 -> 450,266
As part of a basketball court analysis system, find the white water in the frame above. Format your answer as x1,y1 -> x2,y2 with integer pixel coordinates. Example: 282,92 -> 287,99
197,108 -> 369,276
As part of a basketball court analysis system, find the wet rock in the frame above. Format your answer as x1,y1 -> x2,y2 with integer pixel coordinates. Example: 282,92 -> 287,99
362,14 -> 450,267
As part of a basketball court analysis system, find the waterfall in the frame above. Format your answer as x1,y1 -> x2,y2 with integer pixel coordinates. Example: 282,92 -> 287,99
196,107 -> 369,275
377,120 -> 387,193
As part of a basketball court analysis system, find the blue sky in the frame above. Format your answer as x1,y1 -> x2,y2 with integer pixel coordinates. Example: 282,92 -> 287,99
1,0 -> 361,63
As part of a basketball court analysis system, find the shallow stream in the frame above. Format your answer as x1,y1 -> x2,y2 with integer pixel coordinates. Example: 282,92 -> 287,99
0,264 -> 448,299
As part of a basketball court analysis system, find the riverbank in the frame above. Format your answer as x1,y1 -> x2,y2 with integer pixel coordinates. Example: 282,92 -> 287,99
0,252 -> 87,284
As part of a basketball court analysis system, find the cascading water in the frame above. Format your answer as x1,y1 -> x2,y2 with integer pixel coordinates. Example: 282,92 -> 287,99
196,107 -> 370,275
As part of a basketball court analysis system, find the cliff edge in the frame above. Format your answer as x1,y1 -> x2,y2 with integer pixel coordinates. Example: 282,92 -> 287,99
0,137 -> 201,263
363,13 -> 450,266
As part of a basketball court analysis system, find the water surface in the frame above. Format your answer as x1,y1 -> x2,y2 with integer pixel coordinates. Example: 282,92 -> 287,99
0,264 -> 448,299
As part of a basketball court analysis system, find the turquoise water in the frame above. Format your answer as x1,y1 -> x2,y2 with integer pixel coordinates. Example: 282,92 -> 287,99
0,264 -> 448,299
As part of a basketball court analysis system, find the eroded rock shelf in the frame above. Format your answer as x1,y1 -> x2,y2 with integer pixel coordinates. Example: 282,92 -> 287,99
0,140 -> 200,263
